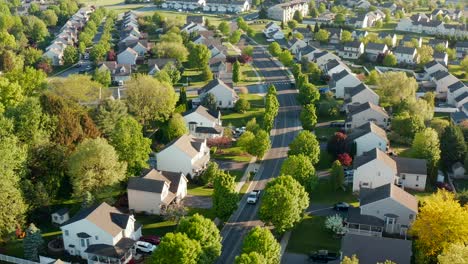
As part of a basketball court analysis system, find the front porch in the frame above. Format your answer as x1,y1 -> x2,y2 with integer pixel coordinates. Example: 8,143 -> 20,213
85,238 -> 136,264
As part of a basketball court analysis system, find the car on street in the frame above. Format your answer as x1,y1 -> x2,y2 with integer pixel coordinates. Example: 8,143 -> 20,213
333,202 -> 350,211
134,241 -> 156,254
308,250 -> 339,263
247,190 -> 260,204
139,235 -> 161,245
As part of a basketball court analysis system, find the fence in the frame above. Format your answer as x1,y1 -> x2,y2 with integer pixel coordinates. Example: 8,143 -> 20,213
0,254 -> 38,264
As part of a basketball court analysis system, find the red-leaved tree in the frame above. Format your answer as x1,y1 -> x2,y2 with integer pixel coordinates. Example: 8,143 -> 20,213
337,153 -> 352,167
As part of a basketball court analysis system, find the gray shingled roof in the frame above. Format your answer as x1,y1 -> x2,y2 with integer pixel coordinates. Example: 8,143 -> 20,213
158,134 -> 206,159
353,148 -> 396,170
424,60 -> 439,69
455,91 -> 468,103
183,105 -> 219,123
366,42 -> 386,51
431,70 -> 450,80
448,81 -> 466,93
360,184 -> 418,213
347,121 -> 388,142
348,102 -> 388,118
332,70 -> 351,82
85,237 -> 135,258
392,156 -> 427,175
394,46 -> 416,55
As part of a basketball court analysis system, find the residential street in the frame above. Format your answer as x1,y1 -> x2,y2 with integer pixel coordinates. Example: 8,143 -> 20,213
217,45 -> 302,263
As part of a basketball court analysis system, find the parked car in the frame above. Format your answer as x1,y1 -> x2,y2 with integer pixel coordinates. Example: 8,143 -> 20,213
134,241 -> 156,254
247,190 -> 261,204
139,235 -> 161,245
333,202 -> 350,211
308,250 -> 339,263
329,121 -> 345,128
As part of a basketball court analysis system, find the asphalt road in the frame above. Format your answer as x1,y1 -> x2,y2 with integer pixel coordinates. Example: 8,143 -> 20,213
217,45 -> 302,263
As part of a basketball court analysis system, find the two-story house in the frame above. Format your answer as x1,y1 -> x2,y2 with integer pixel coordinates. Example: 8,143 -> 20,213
117,47 -> 138,65
128,169 -> 188,215
296,45 -> 321,61
324,59 -> 351,76
156,134 -> 210,178
423,60 -> 448,78
347,121 -> 388,156
338,41 -> 365,60
267,0 -> 309,22
183,105 -> 223,139
327,28 -> 342,45
346,102 -> 389,130
455,41 -> 468,59
61,203 -> 141,264
430,70 -> 460,98
287,38 -> 307,54
447,81 -> 468,107
342,83 -> 379,113
378,32 -> 397,47
329,70 -> 361,99
365,42 -> 389,62
98,61 -> 132,84
394,46 -> 419,65
197,79 -> 239,109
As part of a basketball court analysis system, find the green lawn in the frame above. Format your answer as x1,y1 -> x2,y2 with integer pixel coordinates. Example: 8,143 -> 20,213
187,207 -> 216,220
316,151 -> 334,171
286,215 -> 341,254
211,146 -> 252,163
229,170 -> 244,182
187,183 -> 214,196
312,179 -> 358,206
137,215 -> 177,236
221,94 -> 265,128
449,65 -> 467,82
314,127 -> 338,141
179,69 -> 210,89
238,63 -> 261,85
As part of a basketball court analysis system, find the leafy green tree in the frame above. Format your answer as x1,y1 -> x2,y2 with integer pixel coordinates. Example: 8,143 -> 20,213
288,131 -> 320,164
299,83 -> 320,106
110,117 -> 151,176
68,138 -> 127,197
335,13 -> 346,24
377,72 -> 417,107
318,2 -> 326,13
4,67 -> 47,96
235,98 -> 250,113
268,42 -> 281,57
201,92 -> 217,112
391,111 -> 425,141
461,56 -> 468,78
260,175 -> 309,233
126,75 -> 177,125
287,20 -> 298,29
315,29 -> 330,43
187,43 -> 211,70
92,68 -> 111,87
330,160 -> 344,190
440,125 -> 466,166
366,70 -> 379,85
90,43 -> 108,63
201,65 -> 213,81
375,20 -> 383,28
63,45 -> 78,66
293,10 -> 303,22
310,7 -> 319,18
300,104 -> 317,130
235,252 -> 266,264
218,21 -> 230,35
22,47 -> 43,67
412,128 -> 440,180
42,9 -> 58,26
201,161 -> 220,185
383,54 -> 397,66
176,214 -> 222,263
341,30 -> 352,43
251,130 -> 271,158
23,223 -> 44,261
240,227 -> 280,264
341,255 -> 359,264
418,45 -> 434,65
165,113 -> 188,141
280,154 -> 317,192
292,63 -> 302,79
229,30 -> 242,44
49,75 -> 104,103
438,243 -> 468,264
212,170 -> 238,220
93,99 -> 128,136
149,232 -> 202,264
233,60 -> 241,84
279,50 -> 293,66
154,41 -> 189,62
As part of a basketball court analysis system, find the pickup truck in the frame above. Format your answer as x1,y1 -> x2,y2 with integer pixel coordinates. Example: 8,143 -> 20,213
308,250 -> 339,263
247,190 -> 260,204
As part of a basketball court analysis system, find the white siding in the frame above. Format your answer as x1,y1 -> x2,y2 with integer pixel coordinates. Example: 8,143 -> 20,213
361,197 -> 417,233
399,172 -> 426,191
353,160 -> 396,192
128,189 -> 163,215
354,133 -> 387,156
156,146 -> 193,176
349,109 -> 389,129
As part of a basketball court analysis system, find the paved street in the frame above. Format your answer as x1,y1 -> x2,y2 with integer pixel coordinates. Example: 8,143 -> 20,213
217,45 -> 302,263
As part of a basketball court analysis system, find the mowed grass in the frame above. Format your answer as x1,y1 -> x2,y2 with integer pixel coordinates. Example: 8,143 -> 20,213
312,179 -> 358,205
179,69 -> 210,89
448,65 -> 467,82
222,93 -> 265,128
211,146 -> 252,163
314,126 -> 339,141
286,215 -> 341,254
316,151 -> 334,171
187,183 -> 214,196
238,63 -> 261,85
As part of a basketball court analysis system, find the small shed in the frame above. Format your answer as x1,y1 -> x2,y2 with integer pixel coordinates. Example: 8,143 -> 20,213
452,162 -> 466,179
51,208 -> 70,225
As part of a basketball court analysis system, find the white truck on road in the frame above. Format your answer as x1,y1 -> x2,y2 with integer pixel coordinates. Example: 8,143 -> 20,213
247,190 -> 261,204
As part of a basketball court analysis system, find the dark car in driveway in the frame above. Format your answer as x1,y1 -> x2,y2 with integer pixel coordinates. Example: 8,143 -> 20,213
333,202 -> 350,211
139,235 -> 161,245
308,250 -> 339,263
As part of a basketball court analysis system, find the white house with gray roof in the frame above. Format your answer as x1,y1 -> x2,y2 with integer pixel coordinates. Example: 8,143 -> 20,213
296,45 -> 321,61
324,59 -> 351,76
183,105 -> 223,139
117,47 -> 138,65
60,202 -> 141,263
156,134 -> 210,178
365,42 -> 389,62
394,46 -> 419,65
347,122 -> 388,156
267,0 -> 308,22
346,102 -> 389,130
338,41 -> 364,60
197,79 -> 239,109
424,60 -> 447,78
329,70 -> 361,99
287,37 -> 307,54
447,81 -> 468,107
128,169 -> 188,215
343,83 -> 379,113
430,70 -> 460,98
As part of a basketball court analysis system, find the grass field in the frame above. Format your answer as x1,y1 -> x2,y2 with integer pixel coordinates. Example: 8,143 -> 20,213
187,183 -> 214,196
312,179 -> 358,205
448,65 -> 467,82
314,127 -> 338,141
316,151 -> 334,171
211,146 -> 252,163
238,63 -> 262,85
286,215 -> 341,254
178,69 -> 210,89
221,93 -> 265,128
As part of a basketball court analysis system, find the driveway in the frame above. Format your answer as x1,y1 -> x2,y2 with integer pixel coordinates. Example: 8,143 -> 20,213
183,195 -> 212,209
282,252 -> 340,264
214,160 -> 248,171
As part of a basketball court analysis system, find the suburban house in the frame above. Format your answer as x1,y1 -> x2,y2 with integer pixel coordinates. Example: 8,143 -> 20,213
352,30 -> 368,40
378,32 -> 397,47
117,47 -> 138,65
181,22 -> 208,33
51,208 -> 70,225
162,0 -> 205,11
267,0 -> 309,22
296,45 -> 321,61
183,105 -> 223,139
447,81 -> 468,107
365,42 -> 389,62
327,28 -> 342,45
329,70 -> 361,99
287,38 -> 307,54
353,148 -> 427,191
338,41 -> 365,60
451,102 -> 468,125
394,46 -> 419,65
348,183 -> 418,235
209,59 -> 227,78
428,38 -> 449,49
263,22 -> 282,36
60,202 -> 142,263
433,52 -> 448,66
98,62 -> 132,84
455,41 -> 468,59
350,11 -> 383,28
347,121 -> 388,156
452,162 -> 466,179
424,60 -> 447,77
43,48 -> 64,66
324,59 -> 351,76
292,27 -> 313,42
128,169 -> 188,215
396,17 -> 467,37
208,44 -> 227,60
156,134 -> 210,178
314,51 -> 341,69
197,79 -> 239,109
147,58 -> 177,76
346,102 -> 389,130
342,83 -> 379,113
430,70 -> 460,98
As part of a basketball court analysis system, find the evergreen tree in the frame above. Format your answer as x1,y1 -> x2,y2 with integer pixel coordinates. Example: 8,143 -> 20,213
233,60 -> 241,84
440,125 -> 466,166
23,224 -> 44,261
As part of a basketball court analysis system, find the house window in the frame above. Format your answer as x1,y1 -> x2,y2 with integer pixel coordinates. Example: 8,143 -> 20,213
219,101 -> 222,106
409,214 -> 414,220
416,176 -> 419,181
362,182 -> 369,187
64,230 -> 69,236
54,216 -> 58,221
95,236 -> 99,240
80,238 -> 90,248
402,174 -> 406,180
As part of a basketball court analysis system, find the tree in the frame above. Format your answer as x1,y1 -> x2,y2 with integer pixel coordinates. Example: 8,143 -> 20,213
375,20 -> 383,28
201,92 -> 217,112
391,111 -> 425,141
430,118 -> 450,137
235,252 -> 266,264
93,99 -> 128,136
411,190 -> 468,263
201,162 -> 220,185
23,223 -> 44,261
154,42 -> 189,62
300,103 -> 317,131
287,20 -> 298,29
310,7 -> 319,18
28,17 -> 49,43
149,232 -> 202,264
22,47 -> 43,67
268,42 -> 281,57
218,21 -> 230,35
93,68 -> 111,87
293,10 -> 303,22
461,56 -> 468,78
68,138 -> 127,197
176,214 -> 222,263
166,113 -> 188,142
315,29 -> 330,43
235,98 -> 250,113
327,132 -> 347,157
212,171 -> 238,220
438,243 -> 468,264
280,154 -> 317,192
200,65 -> 213,81
412,128 -> 440,179
229,30 -> 242,44
238,130 -> 271,158
330,160 -> 345,190
240,227 -> 280,264
341,255 -> 359,264
377,72 -> 418,107
63,45 -> 78,66
337,153 -> 352,167
126,75 -> 177,125
260,175 -> 309,233
42,9 -> 58,26
187,43 -> 211,70
279,50 -> 293,66
335,13 -> 346,24
366,70 -> 379,85
110,117 -> 152,176
288,130 -> 320,164
49,75 -> 104,103
341,30 -> 352,43
233,60 -> 241,84
440,125 -> 466,166
382,53 -> 397,66
418,45 -> 434,65
318,2 -> 326,13
299,83 -> 320,105
325,214 -> 346,235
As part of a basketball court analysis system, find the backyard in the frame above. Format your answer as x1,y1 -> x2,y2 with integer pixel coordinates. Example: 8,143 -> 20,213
221,93 -> 265,128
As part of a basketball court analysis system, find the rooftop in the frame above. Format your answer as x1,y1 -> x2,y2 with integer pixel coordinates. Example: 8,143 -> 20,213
360,183 -> 418,213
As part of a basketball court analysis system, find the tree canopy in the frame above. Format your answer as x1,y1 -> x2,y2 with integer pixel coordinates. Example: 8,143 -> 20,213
280,154 -> 317,192
149,232 -> 202,264
240,227 -> 280,264
377,72 -> 418,107
288,130 -> 320,164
